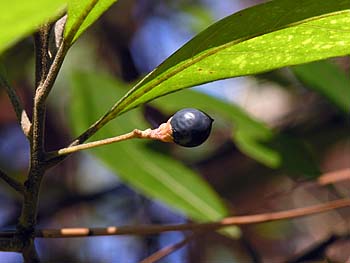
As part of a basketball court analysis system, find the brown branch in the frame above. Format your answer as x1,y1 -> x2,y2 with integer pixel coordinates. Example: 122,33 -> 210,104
34,24 -> 52,87
32,40 -> 68,156
32,0 -> 99,161
19,17 -> 69,225
0,168 -> 24,194
17,19 -> 69,263
47,121 -> 173,158
0,75 -> 31,137
41,0 -> 103,166
18,38 -> 64,234
22,240 -> 39,263
317,168 -> 350,186
0,198 -> 345,239
45,119 -> 173,167
17,2 -> 118,260
15,2 -> 119,261
140,233 -> 196,263
0,237 -> 23,252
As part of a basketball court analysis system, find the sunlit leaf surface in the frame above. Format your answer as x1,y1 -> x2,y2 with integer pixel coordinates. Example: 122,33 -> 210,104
65,0 -> 117,44
0,0 -> 66,54
105,0 -> 350,120
69,72 -> 239,237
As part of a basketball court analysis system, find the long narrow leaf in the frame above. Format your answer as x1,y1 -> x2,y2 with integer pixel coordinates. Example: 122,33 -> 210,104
100,0 -> 350,122
0,0 -> 66,54
65,0 -> 117,44
69,72 -> 239,236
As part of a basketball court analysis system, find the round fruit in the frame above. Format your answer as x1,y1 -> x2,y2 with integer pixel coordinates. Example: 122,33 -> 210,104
170,108 -> 213,147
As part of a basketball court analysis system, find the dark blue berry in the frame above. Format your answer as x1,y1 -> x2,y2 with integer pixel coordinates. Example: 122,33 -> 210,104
170,108 -> 213,147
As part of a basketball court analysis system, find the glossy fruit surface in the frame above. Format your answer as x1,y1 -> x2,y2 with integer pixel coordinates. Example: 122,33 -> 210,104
170,108 -> 213,147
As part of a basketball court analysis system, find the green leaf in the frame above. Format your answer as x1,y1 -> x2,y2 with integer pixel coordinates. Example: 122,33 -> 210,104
151,89 -> 320,177
292,60 -> 350,113
0,0 -> 66,54
65,0 -> 117,44
100,0 -> 350,122
69,72 -> 239,236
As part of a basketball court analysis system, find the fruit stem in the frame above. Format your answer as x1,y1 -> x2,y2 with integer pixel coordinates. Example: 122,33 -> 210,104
49,121 -> 173,157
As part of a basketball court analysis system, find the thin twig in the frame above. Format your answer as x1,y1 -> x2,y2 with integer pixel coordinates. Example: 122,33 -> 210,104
22,240 -> 39,263
0,237 -> 23,252
55,130 -> 141,156
30,29 -> 68,158
17,18 -> 68,263
32,0 -> 98,110
32,0 -> 100,153
64,0 -> 99,45
140,233 -> 196,263
0,75 -> 31,137
17,2 -> 116,260
317,168 -> 350,186
48,122 -> 173,157
18,28 -> 65,231
34,40 -> 68,114
34,5 -> 103,169
44,114 -> 112,167
15,2 -> 116,261
34,24 -> 52,87
0,198 -> 345,239
0,168 -> 24,194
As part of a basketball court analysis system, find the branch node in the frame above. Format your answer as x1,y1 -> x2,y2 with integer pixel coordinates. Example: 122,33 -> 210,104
47,120 -> 174,161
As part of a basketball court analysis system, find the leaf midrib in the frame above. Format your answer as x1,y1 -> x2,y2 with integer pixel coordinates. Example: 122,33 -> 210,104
111,10 -> 349,117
